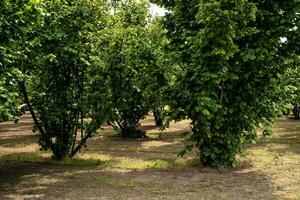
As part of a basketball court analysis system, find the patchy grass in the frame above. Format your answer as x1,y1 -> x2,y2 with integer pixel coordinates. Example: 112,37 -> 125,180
91,174 -> 141,188
0,114 -> 299,199
0,152 -> 189,170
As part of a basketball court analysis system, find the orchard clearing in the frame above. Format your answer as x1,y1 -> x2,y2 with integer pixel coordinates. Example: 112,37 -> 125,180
0,114 -> 299,200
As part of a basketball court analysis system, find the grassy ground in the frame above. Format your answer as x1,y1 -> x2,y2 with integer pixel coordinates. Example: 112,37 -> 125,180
0,114 -> 299,200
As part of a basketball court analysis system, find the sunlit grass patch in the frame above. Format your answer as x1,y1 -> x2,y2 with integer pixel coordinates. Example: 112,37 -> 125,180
0,152 -> 174,169
0,152 -> 45,163
76,153 -> 112,162
174,157 -> 201,168
0,152 -> 103,167
79,154 -> 205,170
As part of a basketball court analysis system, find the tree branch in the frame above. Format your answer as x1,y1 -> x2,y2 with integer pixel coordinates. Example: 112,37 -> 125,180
19,81 -> 46,136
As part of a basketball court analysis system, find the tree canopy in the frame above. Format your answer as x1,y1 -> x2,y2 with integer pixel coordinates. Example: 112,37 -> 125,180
152,0 -> 300,167
1,0 -> 299,167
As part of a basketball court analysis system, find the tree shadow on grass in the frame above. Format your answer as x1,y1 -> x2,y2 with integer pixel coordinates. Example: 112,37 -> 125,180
83,135 -> 184,164
0,151 -> 169,199
0,121 -> 33,132
262,132 -> 300,155
253,120 -> 300,155
140,125 -> 157,131
0,152 -> 110,197
0,153 -> 286,200
0,134 -> 38,147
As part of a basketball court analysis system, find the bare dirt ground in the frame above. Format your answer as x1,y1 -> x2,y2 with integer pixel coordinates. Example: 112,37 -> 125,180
0,114 -> 299,200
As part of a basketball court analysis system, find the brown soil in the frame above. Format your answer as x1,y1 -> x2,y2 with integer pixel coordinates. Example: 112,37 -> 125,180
0,114 -> 299,200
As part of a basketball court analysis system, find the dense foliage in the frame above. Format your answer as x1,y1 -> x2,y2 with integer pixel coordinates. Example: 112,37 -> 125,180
286,60 -> 300,119
1,0 -> 110,159
153,0 -> 300,167
1,0 -> 299,166
27,0 -> 110,159
97,1 -> 170,137
0,70 -> 24,122
1,0 -> 170,158
0,0 -> 42,121
147,18 -> 173,129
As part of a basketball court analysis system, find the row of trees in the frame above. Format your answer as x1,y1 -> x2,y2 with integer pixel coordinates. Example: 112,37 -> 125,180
1,0 -> 299,167
1,0 -> 171,159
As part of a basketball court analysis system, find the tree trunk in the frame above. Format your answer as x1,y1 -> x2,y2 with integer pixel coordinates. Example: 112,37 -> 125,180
153,109 -> 164,128
293,104 -> 300,119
